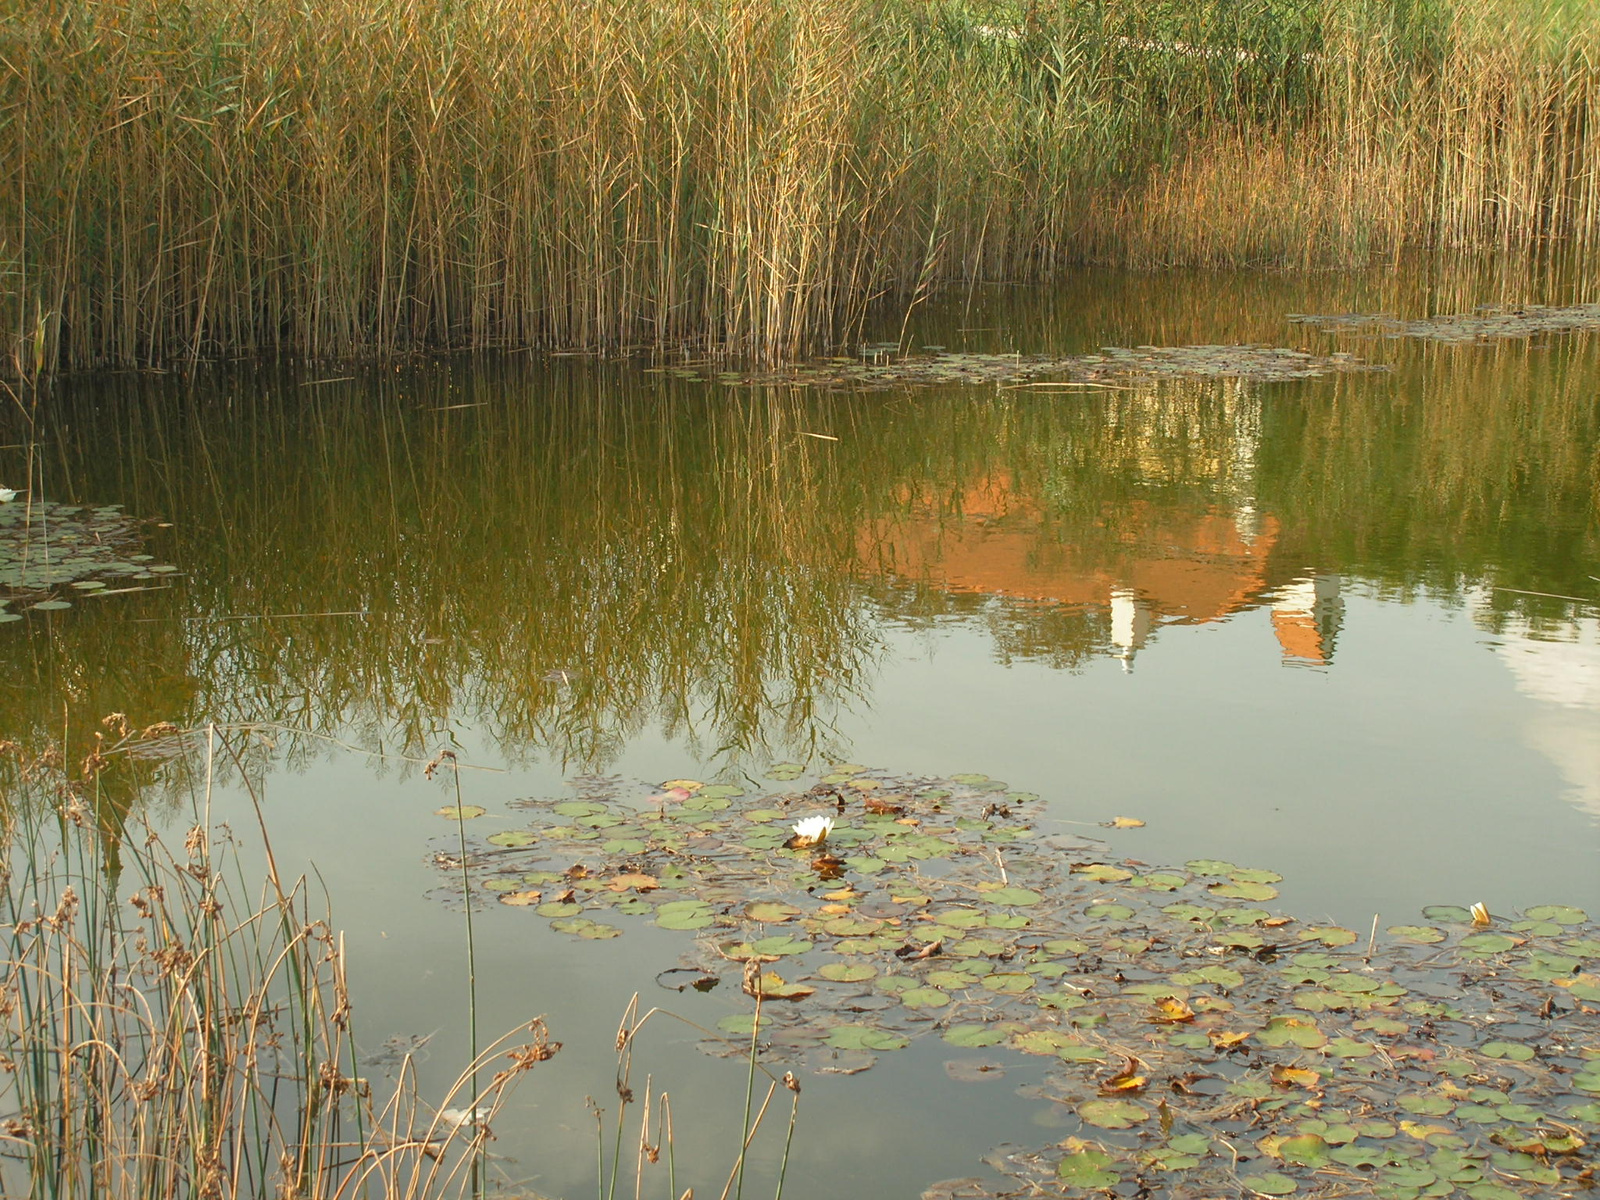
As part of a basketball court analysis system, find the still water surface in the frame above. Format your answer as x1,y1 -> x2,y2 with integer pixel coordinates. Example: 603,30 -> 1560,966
6,266 -> 1599,1197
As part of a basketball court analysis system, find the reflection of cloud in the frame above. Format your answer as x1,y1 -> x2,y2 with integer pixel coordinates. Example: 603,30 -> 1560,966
1493,614 -> 1600,818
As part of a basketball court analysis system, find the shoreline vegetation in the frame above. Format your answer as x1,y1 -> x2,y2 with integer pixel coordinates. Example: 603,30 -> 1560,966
0,727 -> 559,1199
6,0 -> 1600,376
0,725 -> 801,1200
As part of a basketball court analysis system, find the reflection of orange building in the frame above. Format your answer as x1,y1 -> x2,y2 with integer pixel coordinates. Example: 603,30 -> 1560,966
859,473 -> 1340,666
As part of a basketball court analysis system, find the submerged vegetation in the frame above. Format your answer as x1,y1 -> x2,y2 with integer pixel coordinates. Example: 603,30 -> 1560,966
7,0 -> 1600,372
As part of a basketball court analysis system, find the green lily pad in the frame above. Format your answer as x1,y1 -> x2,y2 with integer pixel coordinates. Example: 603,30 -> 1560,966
1481,1041 -> 1535,1061
750,935 -> 812,956
1257,1016 -> 1326,1049
1388,925 -> 1446,944
900,987 -> 950,1009
1524,905 -> 1587,925
1278,1134 -> 1330,1166
817,962 -> 877,983
981,973 -> 1033,994
982,886 -> 1044,906
825,1025 -> 908,1052
1239,1173 -> 1297,1196
943,1024 -> 1007,1048
1079,1099 -> 1148,1129
436,804 -> 487,820
656,901 -> 716,930
1210,880 -> 1279,902
1057,1148 -> 1119,1187
746,901 -> 802,923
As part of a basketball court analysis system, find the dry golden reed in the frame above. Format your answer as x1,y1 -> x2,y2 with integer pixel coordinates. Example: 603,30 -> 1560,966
4,0 -> 1600,374
0,727 -> 557,1199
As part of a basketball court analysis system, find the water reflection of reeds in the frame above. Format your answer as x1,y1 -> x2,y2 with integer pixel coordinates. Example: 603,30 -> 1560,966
3,327 -> 1596,784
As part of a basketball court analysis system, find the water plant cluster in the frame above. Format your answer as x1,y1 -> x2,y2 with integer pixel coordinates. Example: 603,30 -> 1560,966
435,764 -> 1600,1198
1288,303 -> 1600,343
0,499 -> 175,616
9,0 -> 1600,373
727,345 -> 1380,390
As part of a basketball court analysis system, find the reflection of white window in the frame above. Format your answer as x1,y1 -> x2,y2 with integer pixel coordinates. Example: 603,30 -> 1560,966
1234,501 -> 1261,547
1110,588 -> 1152,673
1271,574 -> 1342,665
1493,613 -> 1600,819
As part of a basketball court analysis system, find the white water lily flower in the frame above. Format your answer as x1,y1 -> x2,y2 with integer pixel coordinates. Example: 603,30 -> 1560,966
0,488 -> 16,503
790,814 -> 834,847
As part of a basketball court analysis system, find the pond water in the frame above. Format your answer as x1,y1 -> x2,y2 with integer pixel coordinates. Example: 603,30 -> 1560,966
5,264 -> 1599,1198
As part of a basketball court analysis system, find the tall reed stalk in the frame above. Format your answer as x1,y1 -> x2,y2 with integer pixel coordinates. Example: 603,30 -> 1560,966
0,723 -> 558,1199
5,0 -> 1600,376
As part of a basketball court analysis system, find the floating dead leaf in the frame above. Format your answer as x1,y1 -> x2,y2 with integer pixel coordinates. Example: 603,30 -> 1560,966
553,887 -> 576,903
608,872 -> 659,893
660,779 -> 703,793
894,939 -> 943,960
1106,816 -> 1146,828
810,852 -> 845,879
1098,1058 -> 1148,1094
1209,1030 -> 1251,1050
1271,1065 -> 1322,1089
498,890 -> 542,906
1151,996 -> 1195,1024
865,795 -> 905,815
745,970 -> 815,1002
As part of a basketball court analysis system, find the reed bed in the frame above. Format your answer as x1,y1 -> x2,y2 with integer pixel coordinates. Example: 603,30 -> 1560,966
5,0 -> 1600,374
0,725 -> 557,1199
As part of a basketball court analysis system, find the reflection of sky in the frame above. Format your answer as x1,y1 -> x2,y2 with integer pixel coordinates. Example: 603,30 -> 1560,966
1488,605 -> 1600,819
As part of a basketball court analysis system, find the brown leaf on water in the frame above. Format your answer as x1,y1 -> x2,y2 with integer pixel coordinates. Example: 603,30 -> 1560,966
1209,1030 -> 1251,1050
607,872 -> 659,893
895,938 -> 943,960
564,864 -> 590,880
553,887 -> 576,903
811,852 -> 845,879
1098,1058 -> 1148,1094
865,794 -> 905,815
499,890 -> 542,906
1150,996 -> 1195,1024
1106,816 -> 1146,828
1272,1070 -> 1321,1092
744,970 -> 815,1002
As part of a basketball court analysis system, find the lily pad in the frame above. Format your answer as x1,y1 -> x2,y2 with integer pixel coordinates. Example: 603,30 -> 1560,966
1079,1098 -> 1148,1129
826,1025 -> 909,1052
